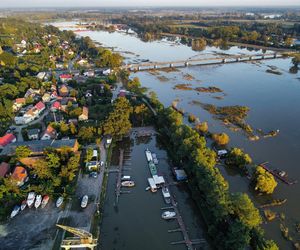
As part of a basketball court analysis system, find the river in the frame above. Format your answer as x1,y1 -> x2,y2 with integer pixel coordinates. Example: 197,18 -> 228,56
54,23 -> 300,249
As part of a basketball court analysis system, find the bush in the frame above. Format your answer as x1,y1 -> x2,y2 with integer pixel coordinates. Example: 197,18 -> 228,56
254,166 -> 277,194
212,132 -> 230,145
195,122 -> 208,133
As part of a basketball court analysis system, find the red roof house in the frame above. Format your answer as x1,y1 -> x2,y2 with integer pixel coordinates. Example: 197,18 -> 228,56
51,101 -> 61,111
59,74 -> 72,83
0,162 -> 10,178
11,166 -> 28,186
0,134 -> 16,148
35,101 -> 45,113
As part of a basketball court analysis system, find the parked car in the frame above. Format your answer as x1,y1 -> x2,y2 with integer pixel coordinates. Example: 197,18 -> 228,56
89,172 -> 98,178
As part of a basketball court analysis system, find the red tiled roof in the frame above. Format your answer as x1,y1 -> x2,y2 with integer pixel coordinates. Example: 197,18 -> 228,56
52,101 -> 61,109
35,101 -> 45,111
0,134 -> 16,147
0,162 -> 9,177
60,74 -> 72,79
15,98 -> 26,104
11,166 -> 27,182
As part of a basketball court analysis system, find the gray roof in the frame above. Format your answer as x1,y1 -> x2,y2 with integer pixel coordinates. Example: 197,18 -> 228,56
27,129 -> 40,136
0,139 -> 77,156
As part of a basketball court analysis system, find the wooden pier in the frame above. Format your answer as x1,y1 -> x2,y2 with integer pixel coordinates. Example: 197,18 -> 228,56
115,149 -> 124,204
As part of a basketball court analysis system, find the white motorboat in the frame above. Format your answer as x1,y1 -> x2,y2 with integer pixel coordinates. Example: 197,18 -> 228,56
162,211 -> 176,220
20,200 -> 27,211
56,197 -> 64,208
10,205 -> 20,218
145,148 -> 153,162
27,192 -> 36,208
121,181 -> 135,187
34,195 -> 42,208
161,186 -> 171,204
81,195 -> 88,208
152,153 -> 159,164
41,195 -> 49,208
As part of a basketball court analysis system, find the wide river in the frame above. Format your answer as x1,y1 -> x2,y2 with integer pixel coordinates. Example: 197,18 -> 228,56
55,22 -> 300,249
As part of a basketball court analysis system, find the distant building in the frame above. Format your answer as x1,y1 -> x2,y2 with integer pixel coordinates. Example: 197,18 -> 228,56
0,133 -> 16,149
11,166 -> 28,186
13,98 -> 26,111
79,107 -> 89,121
59,74 -> 72,83
42,93 -> 51,103
58,84 -> 69,96
0,162 -> 10,178
51,101 -> 61,112
34,101 -> 45,114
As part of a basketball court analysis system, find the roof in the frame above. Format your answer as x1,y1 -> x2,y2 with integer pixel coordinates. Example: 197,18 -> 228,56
35,101 -> 45,111
15,98 -> 26,104
0,133 -> 16,147
0,139 -> 78,156
11,166 -> 27,182
59,85 -> 69,94
42,125 -> 56,139
60,74 -> 72,79
0,162 -> 10,177
27,128 -> 40,136
81,107 -> 88,116
52,101 -> 61,109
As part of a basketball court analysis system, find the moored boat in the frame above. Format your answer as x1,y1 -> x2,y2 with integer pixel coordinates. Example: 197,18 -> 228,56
148,178 -> 157,192
162,211 -> 176,220
34,195 -> 42,208
10,205 -> 21,218
121,175 -> 131,181
148,161 -> 157,176
145,148 -> 153,162
81,195 -> 88,208
41,195 -> 50,208
27,192 -> 36,208
152,153 -> 159,165
121,181 -> 135,187
20,200 -> 27,211
56,197 -> 64,208
161,186 -> 171,204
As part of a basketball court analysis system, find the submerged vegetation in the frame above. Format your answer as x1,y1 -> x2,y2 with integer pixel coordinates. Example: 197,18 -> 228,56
254,166 -> 278,194
195,86 -> 223,93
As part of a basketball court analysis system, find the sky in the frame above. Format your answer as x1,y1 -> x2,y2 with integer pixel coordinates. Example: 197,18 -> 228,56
0,0 -> 299,8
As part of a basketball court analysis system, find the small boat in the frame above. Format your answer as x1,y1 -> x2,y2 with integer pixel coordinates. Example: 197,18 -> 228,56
56,197 -> 64,208
41,195 -> 50,208
162,211 -> 176,220
145,186 -> 151,191
10,205 -> 21,218
121,181 -> 135,187
148,178 -> 157,192
34,195 -> 42,208
121,175 -> 131,181
145,148 -> 153,162
27,192 -> 36,208
81,195 -> 88,208
20,200 -> 27,211
162,186 -> 171,204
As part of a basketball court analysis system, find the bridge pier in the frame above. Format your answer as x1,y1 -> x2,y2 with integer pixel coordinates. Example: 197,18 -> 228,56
222,58 -> 227,63
274,53 -> 277,58
137,66 -> 141,71
249,56 -> 252,60
236,58 -> 240,62
154,65 -> 158,69
184,62 -> 189,67
169,63 -> 173,68
262,55 -> 265,59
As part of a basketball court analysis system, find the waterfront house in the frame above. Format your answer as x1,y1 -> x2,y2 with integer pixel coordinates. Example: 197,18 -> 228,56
27,128 -> 40,140
79,107 -> 89,121
13,98 -> 26,111
0,134 -> 16,149
35,101 -> 45,114
41,125 -> 57,140
0,162 -> 10,178
11,166 -> 28,186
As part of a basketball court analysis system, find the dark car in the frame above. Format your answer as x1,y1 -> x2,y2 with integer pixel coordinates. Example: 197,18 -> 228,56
89,172 -> 98,178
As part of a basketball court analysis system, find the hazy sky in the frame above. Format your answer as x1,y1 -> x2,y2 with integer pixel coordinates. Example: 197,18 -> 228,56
1,0 -> 299,7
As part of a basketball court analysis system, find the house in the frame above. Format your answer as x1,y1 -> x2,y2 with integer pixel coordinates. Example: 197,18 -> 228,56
59,84 -> 69,97
11,166 -> 28,186
83,70 -> 95,77
68,119 -> 78,125
27,128 -> 40,140
41,125 -> 57,140
0,133 -> 16,149
13,98 -> 26,111
34,101 -> 45,114
56,63 -> 64,69
51,84 -> 57,91
59,74 -> 72,83
77,59 -> 88,66
0,139 -> 79,156
42,93 -> 51,103
51,90 -> 58,99
79,107 -> 89,121
51,101 -> 61,112
0,162 -> 10,178
24,88 -> 40,98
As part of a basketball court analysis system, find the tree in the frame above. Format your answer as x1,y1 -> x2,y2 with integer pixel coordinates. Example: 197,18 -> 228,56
212,133 -> 230,145
15,146 -> 31,159
69,122 -> 77,135
195,122 -> 208,133
254,166 -> 277,194
78,126 -> 95,143
85,148 -> 93,163
227,148 -> 252,169
292,54 -> 300,67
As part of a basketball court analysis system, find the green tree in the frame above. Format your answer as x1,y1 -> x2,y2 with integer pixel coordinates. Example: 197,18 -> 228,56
15,146 -> 31,159
254,166 -> 277,194
227,148 -> 252,169
212,133 -> 230,145
78,126 -> 95,143
195,122 -> 208,133
292,54 -> 300,67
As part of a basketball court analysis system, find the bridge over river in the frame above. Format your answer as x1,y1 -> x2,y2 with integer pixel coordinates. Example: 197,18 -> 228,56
122,52 -> 282,71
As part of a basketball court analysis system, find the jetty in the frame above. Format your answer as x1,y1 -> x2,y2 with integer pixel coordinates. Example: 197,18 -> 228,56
115,149 -> 124,204
260,162 -> 297,185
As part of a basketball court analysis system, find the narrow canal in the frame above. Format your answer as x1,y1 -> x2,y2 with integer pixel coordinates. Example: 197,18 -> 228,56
100,132 -> 209,250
